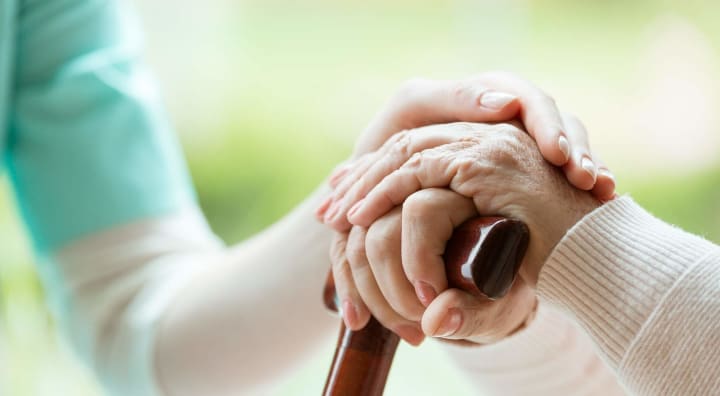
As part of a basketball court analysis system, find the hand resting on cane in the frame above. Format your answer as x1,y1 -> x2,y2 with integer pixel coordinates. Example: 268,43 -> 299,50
318,72 -> 615,345
334,117 -> 720,395
327,120 -> 600,345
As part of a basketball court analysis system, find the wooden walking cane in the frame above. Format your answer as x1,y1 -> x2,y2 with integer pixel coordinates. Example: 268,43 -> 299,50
322,216 -> 530,396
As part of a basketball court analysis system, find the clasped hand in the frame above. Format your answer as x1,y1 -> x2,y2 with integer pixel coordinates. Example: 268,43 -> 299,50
316,73 -> 609,346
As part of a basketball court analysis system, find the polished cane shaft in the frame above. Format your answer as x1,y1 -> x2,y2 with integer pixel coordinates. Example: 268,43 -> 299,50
322,217 -> 530,396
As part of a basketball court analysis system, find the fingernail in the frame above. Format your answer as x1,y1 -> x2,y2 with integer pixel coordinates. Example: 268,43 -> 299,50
599,168 -> 615,183
315,196 -> 333,219
347,199 -> 364,221
342,299 -> 358,328
434,308 -> 462,337
414,281 -> 437,307
479,91 -> 517,110
581,157 -> 597,183
396,324 -> 425,346
558,135 -> 570,162
324,200 -> 340,223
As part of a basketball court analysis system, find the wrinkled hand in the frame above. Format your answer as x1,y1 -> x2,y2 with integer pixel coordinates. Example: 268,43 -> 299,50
317,72 -> 609,345
319,72 -> 615,230
346,121 -> 601,288
329,187 -> 538,345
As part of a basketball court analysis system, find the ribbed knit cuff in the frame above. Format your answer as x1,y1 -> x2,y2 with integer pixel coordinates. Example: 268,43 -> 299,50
537,196 -> 718,367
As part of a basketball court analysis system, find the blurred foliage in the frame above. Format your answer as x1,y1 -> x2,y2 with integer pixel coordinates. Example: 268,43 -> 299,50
1,0 -> 720,395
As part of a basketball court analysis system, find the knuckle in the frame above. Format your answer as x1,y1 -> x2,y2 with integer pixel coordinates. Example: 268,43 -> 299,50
388,129 -> 408,145
403,189 -> 440,216
366,221 -> 399,252
485,139 -> 521,168
390,130 -> 414,159
451,82 -> 482,109
405,151 -> 424,169
474,125 -> 535,168
452,153 -> 481,180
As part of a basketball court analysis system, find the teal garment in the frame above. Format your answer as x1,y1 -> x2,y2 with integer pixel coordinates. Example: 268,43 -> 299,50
0,0 -> 197,394
2,0 -> 195,253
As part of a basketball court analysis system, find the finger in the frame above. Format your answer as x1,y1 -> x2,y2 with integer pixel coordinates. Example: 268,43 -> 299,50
326,124 -> 474,231
355,73 -> 571,170
324,156 -> 380,229
365,207 -> 425,322
560,113 -> 597,190
315,195 -> 333,222
421,278 -> 536,343
345,225 -> 425,345
401,189 -> 477,307
326,138 -> 405,230
400,79 -> 522,124
591,154 -> 617,201
329,232 -> 371,330
473,72 -> 570,166
331,152 -> 376,204
328,160 -> 354,188
353,78 -> 521,156
348,145 -> 461,228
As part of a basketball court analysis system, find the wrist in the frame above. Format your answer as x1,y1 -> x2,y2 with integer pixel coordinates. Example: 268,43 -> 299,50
524,191 -> 601,286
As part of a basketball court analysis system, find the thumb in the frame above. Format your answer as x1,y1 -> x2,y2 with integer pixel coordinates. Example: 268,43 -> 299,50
421,281 -> 535,343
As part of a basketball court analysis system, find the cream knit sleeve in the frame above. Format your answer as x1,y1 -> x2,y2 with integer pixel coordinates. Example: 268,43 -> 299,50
538,196 -> 720,395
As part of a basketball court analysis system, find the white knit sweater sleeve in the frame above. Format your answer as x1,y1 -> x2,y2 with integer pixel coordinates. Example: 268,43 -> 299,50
538,196 -> 720,394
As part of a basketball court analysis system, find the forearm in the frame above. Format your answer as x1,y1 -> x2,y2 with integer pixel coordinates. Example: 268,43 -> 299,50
52,206 -> 224,395
442,302 -> 626,396
54,184 -> 336,396
538,196 -> 720,394
154,185 -> 336,395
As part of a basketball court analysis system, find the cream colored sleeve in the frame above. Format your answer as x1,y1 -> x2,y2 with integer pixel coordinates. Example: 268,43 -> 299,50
53,186 -> 337,396
442,302 -> 626,395
53,206 -> 225,395
538,196 -> 720,394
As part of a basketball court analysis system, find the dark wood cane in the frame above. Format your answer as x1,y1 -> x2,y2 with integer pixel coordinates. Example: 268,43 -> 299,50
322,216 -> 530,396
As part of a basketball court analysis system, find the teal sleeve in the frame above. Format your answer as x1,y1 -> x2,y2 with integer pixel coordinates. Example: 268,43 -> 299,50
7,0 -> 196,253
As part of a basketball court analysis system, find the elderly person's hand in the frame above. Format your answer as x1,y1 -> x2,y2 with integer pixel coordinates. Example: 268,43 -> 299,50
330,119 -> 602,344
317,73 -> 612,344
319,72 -> 615,232
350,119 -> 601,286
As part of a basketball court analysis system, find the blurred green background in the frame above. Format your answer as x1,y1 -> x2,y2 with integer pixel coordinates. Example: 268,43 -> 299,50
2,0 -> 720,394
